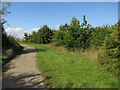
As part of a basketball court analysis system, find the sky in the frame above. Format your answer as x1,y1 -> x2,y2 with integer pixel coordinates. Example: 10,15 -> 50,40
4,2 -> 118,38
6,0 -> 120,2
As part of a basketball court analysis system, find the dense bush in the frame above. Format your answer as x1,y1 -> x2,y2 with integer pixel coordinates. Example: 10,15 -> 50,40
24,25 -> 53,44
23,15 -> 119,76
7,35 -> 23,52
54,16 -> 119,76
55,16 -> 117,51
98,24 -> 119,76
63,25 -> 91,51
55,16 -> 92,51
2,34 -> 23,65
90,26 -> 111,48
55,30 -> 66,46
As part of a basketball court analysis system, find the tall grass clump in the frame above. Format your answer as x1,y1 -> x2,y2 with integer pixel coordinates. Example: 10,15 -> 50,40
2,34 -> 23,65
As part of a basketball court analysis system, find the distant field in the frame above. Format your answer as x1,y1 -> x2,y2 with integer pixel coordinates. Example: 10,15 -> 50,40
21,42 -> 118,88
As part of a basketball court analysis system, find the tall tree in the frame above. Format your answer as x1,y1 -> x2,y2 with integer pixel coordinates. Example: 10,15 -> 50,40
0,1 -> 10,33
0,1 -> 11,49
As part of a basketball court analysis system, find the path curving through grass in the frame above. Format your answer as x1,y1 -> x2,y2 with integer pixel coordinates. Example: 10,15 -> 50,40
3,45 -> 45,88
24,43 -> 118,88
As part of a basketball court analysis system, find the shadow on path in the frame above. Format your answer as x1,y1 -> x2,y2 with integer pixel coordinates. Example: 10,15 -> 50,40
22,48 -> 47,54
2,45 -> 51,88
2,73 -> 45,88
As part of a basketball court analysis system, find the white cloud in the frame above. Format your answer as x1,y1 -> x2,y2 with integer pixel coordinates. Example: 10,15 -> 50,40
55,25 -> 60,28
5,27 -> 23,33
5,27 -> 23,38
5,27 -> 39,38
31,28 -> 39,32
24,28 -> 40,34
24,30 -> 31,33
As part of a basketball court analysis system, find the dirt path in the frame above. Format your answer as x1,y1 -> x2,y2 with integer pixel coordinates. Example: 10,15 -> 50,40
2,45 -> 45,88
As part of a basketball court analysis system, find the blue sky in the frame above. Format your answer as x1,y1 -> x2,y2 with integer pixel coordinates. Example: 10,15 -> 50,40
5,2 -> 118,38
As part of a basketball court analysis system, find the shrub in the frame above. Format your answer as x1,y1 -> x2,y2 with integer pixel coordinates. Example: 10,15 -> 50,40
55,16 -> 92,51
55,30 -> 65,46
2,34 -> 23,65
24,25 -> 53,44
98,24 -> 119,76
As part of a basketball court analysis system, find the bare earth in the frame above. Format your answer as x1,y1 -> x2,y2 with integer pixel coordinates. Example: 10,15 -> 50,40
2,45 -> 45,88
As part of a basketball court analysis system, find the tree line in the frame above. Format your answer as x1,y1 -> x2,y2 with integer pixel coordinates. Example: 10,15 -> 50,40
24,15 -> 119,76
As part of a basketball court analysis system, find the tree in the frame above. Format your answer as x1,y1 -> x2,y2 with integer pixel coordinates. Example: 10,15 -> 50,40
1,1 -> 11,49
59,23 -> 70,31
0,1 -> 10,33
55,16 -> 92,51
24,33 -> 29,41
70,16 -> 80,26
24,25 -> 53,44
37,25 -> 53,44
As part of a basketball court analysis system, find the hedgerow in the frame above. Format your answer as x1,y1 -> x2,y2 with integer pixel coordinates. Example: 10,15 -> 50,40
24,15 -> 119,76
24,25 -> 53,44
54,16 -> 119,75
98,24 -> 119,76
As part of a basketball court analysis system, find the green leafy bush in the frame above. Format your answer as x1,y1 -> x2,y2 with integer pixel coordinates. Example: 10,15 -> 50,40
55,16 -> 92,51
2,34 -> 23,65
7,35 -> 23,52
24,25 -> 53,44
98,24 -> 119,76
55,30 -> 66,46
90,25 -> 112,48
23,15 -> 119,76
54,16 -> 119,76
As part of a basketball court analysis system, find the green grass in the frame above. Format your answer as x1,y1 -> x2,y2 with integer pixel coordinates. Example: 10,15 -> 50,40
2,48 -> 23,65
2,37 -> 23,65
2,49 -> 14,65
20,42 -> 118,88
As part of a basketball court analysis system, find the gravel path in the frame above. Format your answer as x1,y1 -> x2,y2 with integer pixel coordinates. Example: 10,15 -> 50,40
2,45 -> 45,88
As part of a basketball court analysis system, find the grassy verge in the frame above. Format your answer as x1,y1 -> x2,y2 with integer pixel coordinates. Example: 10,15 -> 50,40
2,35 -> 23,66
2,48 -> 23,66
20,42 -> 118,88
2,49 -> 14,64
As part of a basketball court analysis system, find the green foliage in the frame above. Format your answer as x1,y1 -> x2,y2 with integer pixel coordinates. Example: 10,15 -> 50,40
7,34 -> 23,52
24,33 -> 29,41
2,34 -> 23,65
23,15 -> 119,76
70,16 -> 80,26
49,29 -> 57,42
1,2 -> 23,65
55,30 -> 65,46
59,23 -> 70,31
90,25 -> 111,48
55,16 -> 92,51
24,25 -> 53,44
55,16 -> 117,51
54,16 -> 119,76
98,24 -> 119,76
